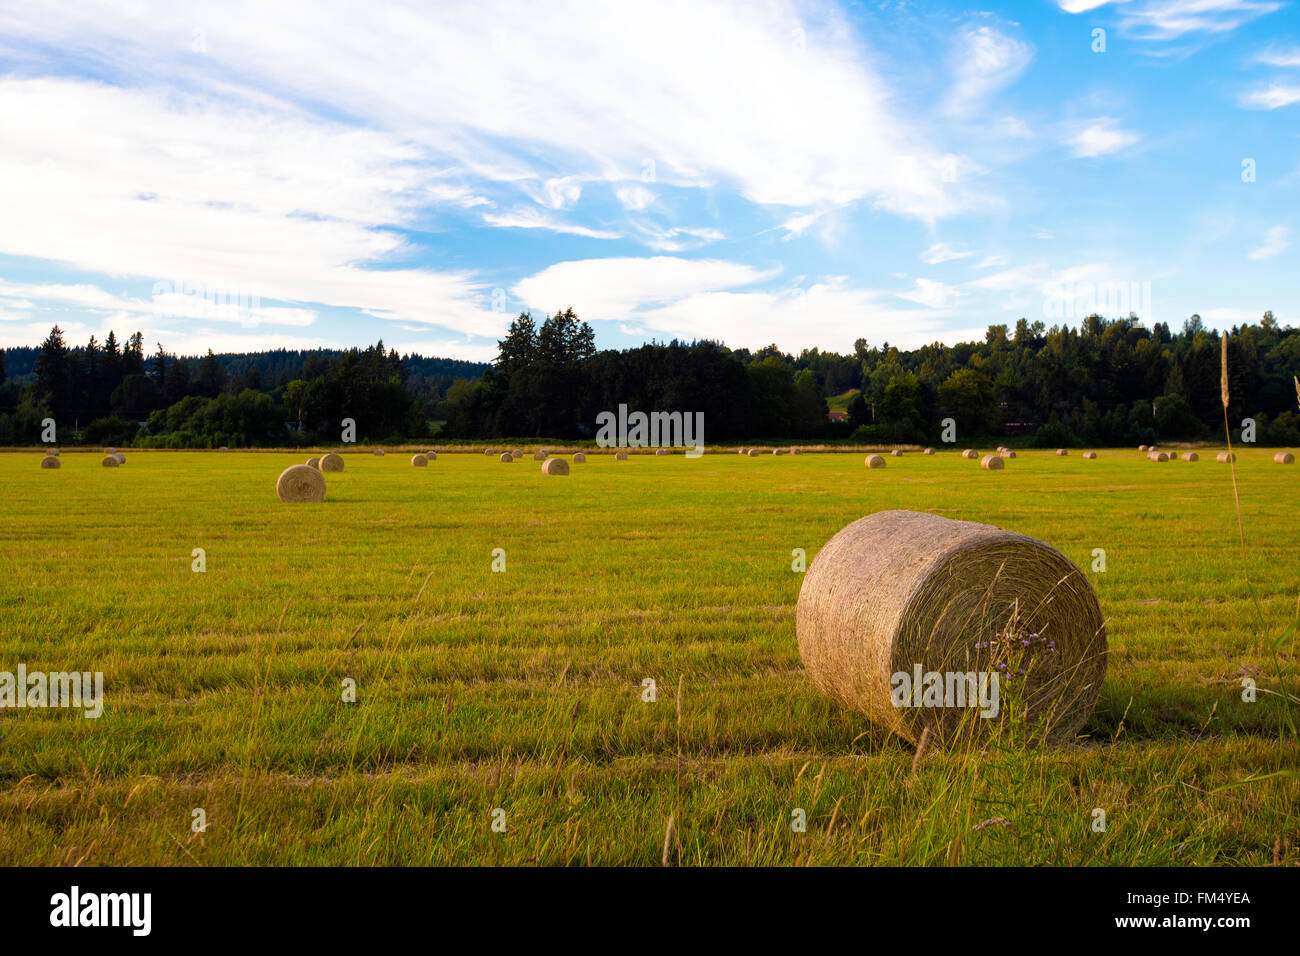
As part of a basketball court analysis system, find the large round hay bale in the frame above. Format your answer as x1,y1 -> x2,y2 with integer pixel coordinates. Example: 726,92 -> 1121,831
961,449 -> 977,460
500,452 -> 512,462
374,448 -> 385,456
891,449 -> 903,457
101,455 -> 119,467
411,454 -> 427,467
113,453 -> 125,464
40,455 -> 60,469
573,452 -> 587,463
738,448 -> 747,454
980,454 -> 1004,470
1149,451 -> 1169,462
999,449 -> 1016,459
426,450 -> 437,458
1055,449 -> 1068,456
319,452 -> 344,472
1148,445 -> 1159,453
1138,444 -> 1148,452
1082,451 -> 1096,459
614,450 -> 629,460
533,451 -> 546,461
307,456 -> 321,469
1216,452 -> 1235,463
792,448 -> 803,455
484,448 -> 494,456
796,510 -> 1106,746
1168,451 -> 1180,460
923,448 -> 934,455
865,454 -> 886,469
541,457 -> 569,475
276,464 -> 326,503
747,448 -> 759,457
1275,452 -> 1294,464
1184,452 -> 1199,462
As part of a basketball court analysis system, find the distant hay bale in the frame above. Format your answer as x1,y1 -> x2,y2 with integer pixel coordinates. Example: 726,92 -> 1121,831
374,449 -> 385,456
656,448 -> 670,455
218,446 -> 229,452
792,448 -> 803,455
411,454 -> 428,467
426,452 -> 437,461
773,448 -> 783,455
500,452 -> 513,462
999,450 -> 1016,459
796,510 -> 1106,747
101,455 -> 119,467
40,455 -> 60,469
104,447 -> 117,454
539,448 -> 550,456
533,451 -> 546,460
923,448 -> 934,455
1149,445 -> 1159,453
307,456 -> 321,469
1055,449 -> 1067,456
737,448 -> 746,454
614,450 -> 628,460
1216,452 -> 1235,463
1082,451 -> 1096,459
484,448 -> 494,455
277,464 -> 326,503
1138,444 -> 1148,452
865,454 -> 886,469
1184,452 -> 1199,462
747,449 -> 759,457
319,452 -> 344,472
1149,452 -> 1169,462
1168,451 -> 1180,460
573,452 -> 587,463
980,454 -> 1004,470
1275,452 -> 1295,464
541,457 -> 569,475
961,449 -> 977,459
46,449 -> 59,456
891,449 -> 903,457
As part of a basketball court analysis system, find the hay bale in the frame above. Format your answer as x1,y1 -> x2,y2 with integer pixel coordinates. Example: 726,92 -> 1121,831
1149,452 -> 1168,462
891,449 -> 903,457
539,448 -> 550,456
747,449 -> 759,457
1275,452 -> 1294,464
796,510 -> 1106,746
1055,449 -> 1068,456
1138,445 -> 1148,452
101,455 -> 119,467
218,446 -> 229,452
773,448 -> 783,455
999,449 -> 1016,459
319,452 -> 344,472
961,449 -> 978,460
1168,451 -> 1180,460
1216,452 -> 1235,463
1082,452 -> 1096,459
533,451 -> 546,461
541,457 -> 569,475
40,455 -> 60,469
500,452 -> 512,462
792,448 -> 803,455
573,452 -> 587,463
980,454 -> 1004,470
374,449 -> 385,456
276,464 -> 326,503
923,448 -> 934,455
1149,445 -> 1159,453
104,447 -> 117,454
1184,452 -> 1199,462
113,453 -> 125,464
426,452 -> 437,461
656,448 -> 670,456
738,448 -> 747,454
411,454 -> 428,467
614,450 -> 629,460
307,457 -> 321,469
484,448 -> 494,455
865,454 -> 886,469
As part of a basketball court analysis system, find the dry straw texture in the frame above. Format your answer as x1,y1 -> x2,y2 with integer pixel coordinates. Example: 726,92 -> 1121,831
738,448 -> 747,454
796,510 -> 1107,747
1216,451 -> 1235,463
426,450 -> 438,458
614,450 -> 628,460
306,457 -> 321,469
104,447 -> 116,454
773,449 -> 784,455
1082,452 -> 1097,459
980,454 -> 1004,470
541,457 -> 569,475
101,455 -> 119,467
319,453 -> 344,472
1275,452 -> 1294,464
961,449 -> 977,459
865,454 -> 886,469
1184,452 -> 1199,461
40,456 -> 60,469
411,454 -> 427,467
276,464 -> 326,503
573,452 -> 587,463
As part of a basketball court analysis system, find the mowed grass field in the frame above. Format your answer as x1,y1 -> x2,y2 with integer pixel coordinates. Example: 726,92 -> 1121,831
1,446 -> 1297,866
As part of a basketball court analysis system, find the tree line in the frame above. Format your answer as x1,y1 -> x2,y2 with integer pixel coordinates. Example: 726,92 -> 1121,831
1,308 -> 1296,447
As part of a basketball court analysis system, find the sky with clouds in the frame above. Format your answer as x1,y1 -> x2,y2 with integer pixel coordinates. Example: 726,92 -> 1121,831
0,0 -> 1296,362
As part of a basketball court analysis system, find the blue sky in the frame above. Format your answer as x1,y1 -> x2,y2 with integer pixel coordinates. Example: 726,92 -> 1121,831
0,0 -> 1297,362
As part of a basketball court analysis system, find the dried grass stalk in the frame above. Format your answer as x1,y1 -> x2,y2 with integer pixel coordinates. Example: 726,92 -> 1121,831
319,452 -> 344,472
276,464 -> 326,503
796,510 -> 1107,747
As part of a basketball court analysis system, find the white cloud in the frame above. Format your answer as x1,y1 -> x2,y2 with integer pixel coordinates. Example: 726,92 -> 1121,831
1256,45 -> 1300,67
1059,1 -> 1282,40
615,186 -> 656,211
1238,83 -> 1300,109
1065,118 -> 1141,157
921,242 -> 973,264
946,26 -> 1033,116
480,208 -> 621,239
896,278 -> 960,309
1248,225 -> 1288,260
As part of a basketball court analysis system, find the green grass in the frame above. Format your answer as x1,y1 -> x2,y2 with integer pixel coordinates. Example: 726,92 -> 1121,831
1,446 -> 1297,865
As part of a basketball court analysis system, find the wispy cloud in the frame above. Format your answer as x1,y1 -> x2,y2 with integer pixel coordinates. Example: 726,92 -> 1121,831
1065,118 -> 1141,157
1238,83 -> 1300,109
1059,1 -> 1282,40
921,242 -> 974,265
1248,225 -> 1289,260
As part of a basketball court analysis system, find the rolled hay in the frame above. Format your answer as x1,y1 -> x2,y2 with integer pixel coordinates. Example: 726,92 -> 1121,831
1055,449 -> 1068,456
104,447 -> 117,454
511,449 -> 522,458
792,448 -> 803,455
1138,444 -> 1148,452
738,448 -> 747,454
1149,445 -> 1159,453
796,510 -> 1106,746
961,449 -> 978,460
101,455 -> 119,468
374,449 -> 385,456
573,452 -> 587,463
276,464 -> 326,503
1149,452 -> 1169,462
747,448 -> 760,457
319,452 -> 344,472
999,449 -> 1016,459
533,451 -> 546,461
218,446 -> 229,452
500,452 -> 513,462
1216,451 -> 1235,463
307,457 -> 321,469
923,448 -> 934,455
1184,452 -> 1199,462
656,448 -> 671,456
1168,451 -> 1180,460
865,454 -> 886,469
614,450 -> 629,460
1275,452 -> 1295,464
541,457 -> 569,476
484,448 -> 495,456
411,454 -> 428,467
891,449 -> 903,457
113,453 -> 125,464
540,448 -> 551,456
980,454 -> 1004,470
773,448 -> 784,455
426,452 -> 437,461
40,455 -> 60,469
46,448 -> 60,456
1082,451 -> 1097,459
